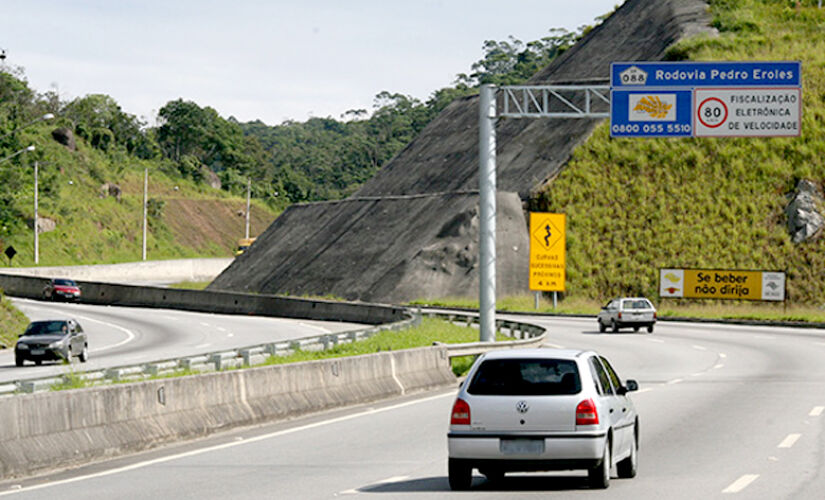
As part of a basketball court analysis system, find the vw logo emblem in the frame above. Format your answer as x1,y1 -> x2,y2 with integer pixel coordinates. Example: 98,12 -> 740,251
516,401 -> 529,414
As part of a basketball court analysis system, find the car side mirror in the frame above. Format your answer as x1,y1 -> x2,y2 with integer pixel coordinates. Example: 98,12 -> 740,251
623,379 -> 639,393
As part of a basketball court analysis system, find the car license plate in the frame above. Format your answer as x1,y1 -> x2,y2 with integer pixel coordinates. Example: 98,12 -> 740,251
31,349 -> 45,355
500,438 -> 544,455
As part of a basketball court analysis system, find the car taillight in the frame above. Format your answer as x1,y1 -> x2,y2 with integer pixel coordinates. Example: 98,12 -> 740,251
654,312 -> 657,319
451,398 -> 471,425
617,312 -> 622,319
576,399 -> 599,425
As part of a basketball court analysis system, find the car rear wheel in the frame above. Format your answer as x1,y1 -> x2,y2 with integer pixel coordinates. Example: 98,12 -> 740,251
633,326 -> 639,332
647,325 -> 654,333
598,320 -> 606,333
588,439 -> 611,489
617,430 -> 638,478
79,345 -> 88,363
15,355 -> 24,367
34,359 -> 42,366
611,320 -> 619,333
448,458 -> 472,490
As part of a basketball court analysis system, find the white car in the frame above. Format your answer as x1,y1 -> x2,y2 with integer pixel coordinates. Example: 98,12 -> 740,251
447,348 -> 639,490
597,297 -> 657,333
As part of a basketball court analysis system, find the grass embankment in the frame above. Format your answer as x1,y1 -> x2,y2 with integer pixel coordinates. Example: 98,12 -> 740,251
0,125 -> 277,268
0,290 -> 29,348
527,0 -> 825,305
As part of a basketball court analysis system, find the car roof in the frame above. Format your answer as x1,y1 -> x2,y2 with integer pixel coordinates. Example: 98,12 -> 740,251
480,348 -> 592,361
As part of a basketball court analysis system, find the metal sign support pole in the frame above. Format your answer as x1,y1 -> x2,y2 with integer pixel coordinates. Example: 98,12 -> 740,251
479,84 -> 497,343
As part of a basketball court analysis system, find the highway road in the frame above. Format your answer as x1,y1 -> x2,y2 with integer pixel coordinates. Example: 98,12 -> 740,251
0,298 -> 366,383
2,315 -> 825,499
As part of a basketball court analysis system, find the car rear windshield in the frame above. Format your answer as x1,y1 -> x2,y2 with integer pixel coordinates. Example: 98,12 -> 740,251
623,299 -> 651,309
54,279 -> 76,286
467,358 -> 581,396
24,321 -> 69,335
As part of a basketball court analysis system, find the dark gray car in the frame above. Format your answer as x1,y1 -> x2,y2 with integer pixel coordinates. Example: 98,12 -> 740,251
14,319 -> 88,366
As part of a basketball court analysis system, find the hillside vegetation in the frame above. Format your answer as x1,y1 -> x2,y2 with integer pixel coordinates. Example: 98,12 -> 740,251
531,0 -> 825,304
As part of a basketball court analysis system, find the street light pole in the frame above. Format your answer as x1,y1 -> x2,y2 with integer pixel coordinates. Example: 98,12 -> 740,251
142,167 -> 148,261
245,177 -> 251,239
0,113 -> 54,140
0,144 -> 35,164
34,160 -> 39,264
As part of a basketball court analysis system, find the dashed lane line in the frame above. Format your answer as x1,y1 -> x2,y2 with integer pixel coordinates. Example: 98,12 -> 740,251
692,345 -> 707,351
723,474 -> 759,494
777,434 -> 801,449
809,406 -> 824,417
646,338 -> 665,344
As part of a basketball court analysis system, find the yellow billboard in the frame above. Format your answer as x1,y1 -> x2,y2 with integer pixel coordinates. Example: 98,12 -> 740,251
659,268 -> 786,301
529,213 -> 565,292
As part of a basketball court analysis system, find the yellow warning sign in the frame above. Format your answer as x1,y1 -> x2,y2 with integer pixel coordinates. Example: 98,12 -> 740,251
529,212 -> 565,292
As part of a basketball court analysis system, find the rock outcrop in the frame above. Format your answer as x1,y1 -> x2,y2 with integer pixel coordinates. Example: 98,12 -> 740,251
786,179 -> 824,243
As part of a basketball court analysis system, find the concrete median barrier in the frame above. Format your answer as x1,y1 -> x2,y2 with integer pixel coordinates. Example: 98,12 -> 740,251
0,273 -> 407,325
0,345 -> 455,480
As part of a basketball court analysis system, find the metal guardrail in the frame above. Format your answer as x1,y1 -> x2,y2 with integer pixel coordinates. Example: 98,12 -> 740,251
423,310 -> 547,358
1,309 -> 546,396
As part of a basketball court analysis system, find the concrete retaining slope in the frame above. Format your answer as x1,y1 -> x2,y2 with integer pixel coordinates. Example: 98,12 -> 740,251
0,273 -> 407,325
0,258 -> 233,284
0,346 -> 456,480
210,191 -> 530,303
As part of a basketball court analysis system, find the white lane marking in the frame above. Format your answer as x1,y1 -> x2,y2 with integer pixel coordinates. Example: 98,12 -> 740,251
0,391 -> 454,497
543,343 -> 565,349
71,314 -> 136,353
216,327 -> 227,333
690,372 -> 704,377
719,353 -> 728,359
377,476 -> 409,484
199,322 -> 210,327
809,406 -> 824,417
778,434 -> 801,448
339,475 -> 411,495
714,363 -> 725,369
692,345 -> 707,351
637,388 -> 654,394
298,322 -> 332,334
667,379 -> 683,385
723,474 -> 759,493
646,338 -> 664,343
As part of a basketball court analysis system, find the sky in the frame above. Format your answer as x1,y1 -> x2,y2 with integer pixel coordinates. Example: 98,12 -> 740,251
1,0 -> 622,126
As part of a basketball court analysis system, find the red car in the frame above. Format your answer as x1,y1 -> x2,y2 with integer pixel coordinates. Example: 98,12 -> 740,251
43,278 -> 82,301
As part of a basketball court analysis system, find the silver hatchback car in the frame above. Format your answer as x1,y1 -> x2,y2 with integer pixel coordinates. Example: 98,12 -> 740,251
597,297 -> 657,333
447,348 -> 639,490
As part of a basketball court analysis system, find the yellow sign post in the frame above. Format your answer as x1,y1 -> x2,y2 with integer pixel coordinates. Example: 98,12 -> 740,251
529,213 -> 566,292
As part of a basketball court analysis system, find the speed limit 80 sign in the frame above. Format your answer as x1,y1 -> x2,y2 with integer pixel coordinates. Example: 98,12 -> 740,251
693,88 -> 802,137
